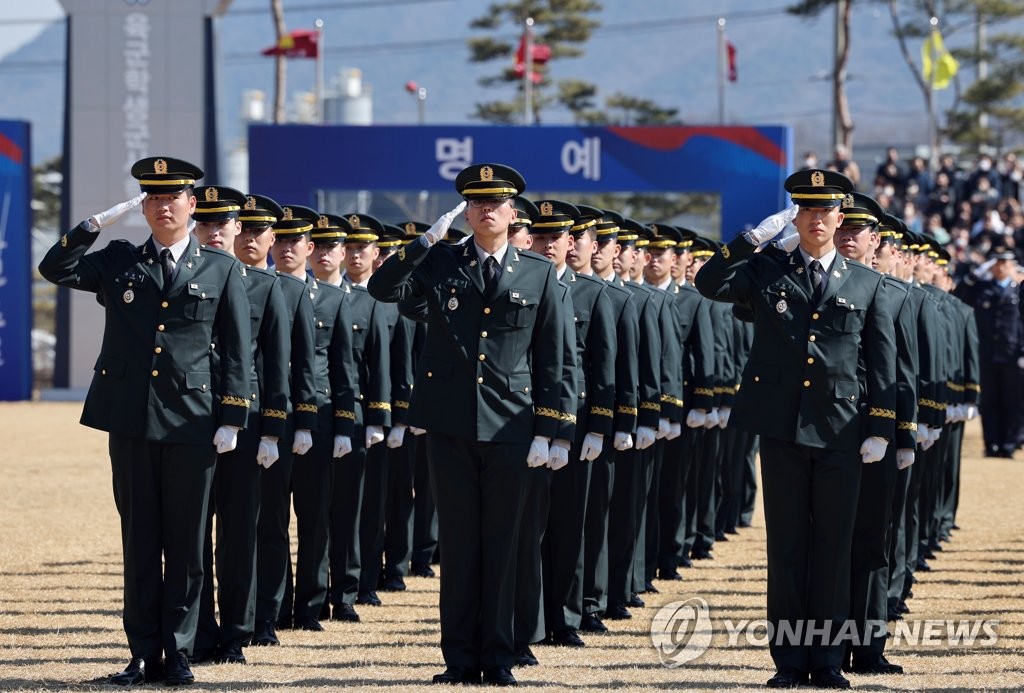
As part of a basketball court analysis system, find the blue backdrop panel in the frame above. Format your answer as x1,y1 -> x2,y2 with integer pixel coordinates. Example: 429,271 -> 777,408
249,124 -> 791,238
0,120 -> 32,401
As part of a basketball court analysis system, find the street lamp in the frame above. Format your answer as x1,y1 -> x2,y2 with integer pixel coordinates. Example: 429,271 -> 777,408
405,81 -> 427,124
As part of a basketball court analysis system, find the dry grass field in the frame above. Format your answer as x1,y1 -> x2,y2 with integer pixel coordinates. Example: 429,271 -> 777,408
1,401 -> 1022,691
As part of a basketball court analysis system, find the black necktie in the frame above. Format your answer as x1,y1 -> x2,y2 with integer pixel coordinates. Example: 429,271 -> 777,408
484,256 -> 499,296
809,259 -> 824,302
161,248 -> 174,291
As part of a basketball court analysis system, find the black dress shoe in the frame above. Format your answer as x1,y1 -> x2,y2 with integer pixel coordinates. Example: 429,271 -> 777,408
164,652 -> 195,686
514,643 -> 539,667
724,527 -> 739,535
850,654 -> 904,675
916,558 -> 932,572
356,590 -> 382,606
276,615 -> 293,630
252,620 -> 280,646
549,628 -> 585,647
766,666 -> 807,688
922,549 -> 936,560
188,647 -> 216,665
332,603 -> 361,622
580,613 -> 608,633
658,569 -> 683,581
691,548 -> 714,560
678,556 -> 694,568
432,667 -> 482,685
294,618 -> 324,631
605,603 -> 632,620
715,531 -> 728,541
380,576 -> 407,592
897,601 -> 910,614
482,666 -> 517,686
886,609 -> 904,622
626,593 -> 645,608
643,581 -> 660,594
214,640 -> 246,665
109,657 -> 163,686
810,666 -> 850,689
411,562 -> 436,578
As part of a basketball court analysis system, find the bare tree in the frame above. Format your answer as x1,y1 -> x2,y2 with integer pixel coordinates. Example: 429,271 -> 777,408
271,0 -> 287,123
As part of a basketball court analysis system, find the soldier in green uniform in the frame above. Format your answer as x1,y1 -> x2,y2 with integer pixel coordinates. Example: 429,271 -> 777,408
191,185 -> 291,665
39,157 -> 252,687
696,169 -> 897,690
368,164 -> 564,687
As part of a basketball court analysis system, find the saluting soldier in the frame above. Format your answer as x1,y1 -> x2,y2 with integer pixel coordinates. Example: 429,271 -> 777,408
696,169 -> 897,690
190,185 -> 291,665
368,164 -> 564,687
39,157 -> 252,686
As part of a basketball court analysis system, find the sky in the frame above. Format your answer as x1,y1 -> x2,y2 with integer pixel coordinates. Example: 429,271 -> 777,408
0,1 -> 64,62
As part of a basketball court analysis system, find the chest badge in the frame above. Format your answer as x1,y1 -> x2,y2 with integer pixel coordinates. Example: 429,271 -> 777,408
123,289 -> 135,304
776,299 -> 787,313
447,297 -> 459,311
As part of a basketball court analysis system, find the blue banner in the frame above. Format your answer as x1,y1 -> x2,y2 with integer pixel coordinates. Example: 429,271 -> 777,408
0,120 -> 32,401
249,124 -> 791,238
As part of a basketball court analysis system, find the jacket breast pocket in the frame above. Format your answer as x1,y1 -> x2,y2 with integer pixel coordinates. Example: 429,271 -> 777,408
506,289 -> 538,328
184,283 -> 219,321
440,280 -> 471,315
832,300 -> 865,333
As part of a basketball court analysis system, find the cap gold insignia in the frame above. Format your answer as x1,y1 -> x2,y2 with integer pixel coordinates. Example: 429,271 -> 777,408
540,202 -> 554,216
245,196 -> 256,210
842,194 -> 854,208
811,170 -> 825,187
153,159 -> 168,174
282,207 -> 293,220
480,166 -> 494,182
349,214 -> 360,227
318,215 -> 329,228
405,222 -> 415,234
205,187 -> 219,202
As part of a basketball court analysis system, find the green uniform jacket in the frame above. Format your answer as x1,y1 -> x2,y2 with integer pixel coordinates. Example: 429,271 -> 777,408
695,239 -> 897,451
309,278 -> 359,436
881,276 -> 918,450
674,283 -> 715,414
390,314 -> 418,426
556,279 -> 579,443
276,273 -> 320,432
39,225 -> 252,443
368,238 -> 564,443
238,265 -> 291,440
603,278 -> 639,435
565,270 -> 617,436
624,282 -> 663,429
341,283 -> 391,429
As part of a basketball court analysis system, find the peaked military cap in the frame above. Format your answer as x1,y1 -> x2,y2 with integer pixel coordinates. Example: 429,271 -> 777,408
192,186 -> 246,223
646,223 -> 682,249
675,226 -> 700,252
310,213 -> 352,244
785,168 -> 854,208
377,224 -> 406,249
839,191 -> 884,228
342,213 -> 385,243
131,156 -> 203,194
239,194 -> 284,227
445,227 -> 468,244
877,213 -> 906,247
617,216 -> 647,246
274,204 -> 317,236
571,204 -> 604,236
511,197 -> 540,228
690,236 -> 719,259
596,209 -> 624,242
532,200 -> 579,234
397,220 -> 431,243
455,163 -> 526,199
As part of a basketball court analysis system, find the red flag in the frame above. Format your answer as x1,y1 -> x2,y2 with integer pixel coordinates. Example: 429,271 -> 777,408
261,29 -> 319,58
513,30 -> 551,83
726,40 -> 737,82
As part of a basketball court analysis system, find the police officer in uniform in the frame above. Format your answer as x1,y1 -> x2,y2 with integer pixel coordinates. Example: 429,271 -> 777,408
368,164 -> 564,687
696,169 -> 897,689
39,157 -> 252,686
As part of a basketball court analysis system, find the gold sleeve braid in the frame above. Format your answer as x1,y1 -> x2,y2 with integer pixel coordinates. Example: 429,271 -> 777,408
296,403 -> 318,414
262,408 -> 287,420
589,406 -> 614,418
335,410 -> 356,420
869,407 -> 896,419
221,395 -> 250,409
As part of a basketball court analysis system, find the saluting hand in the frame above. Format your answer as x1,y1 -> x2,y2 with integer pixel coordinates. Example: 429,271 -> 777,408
213,425 -> 240,454
86,192 -> 147,232
257,436 -> 280,468
744,205 -> 798,246
423,201 -> 468,246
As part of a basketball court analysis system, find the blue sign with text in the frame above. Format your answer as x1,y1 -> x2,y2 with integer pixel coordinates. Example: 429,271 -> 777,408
0,120 -> 32,400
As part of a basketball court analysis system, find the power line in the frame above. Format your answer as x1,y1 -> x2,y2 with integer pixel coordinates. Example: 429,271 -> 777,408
227,0 -> 455,14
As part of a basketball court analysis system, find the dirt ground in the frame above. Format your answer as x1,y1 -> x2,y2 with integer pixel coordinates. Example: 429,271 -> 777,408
1,401 -> 1022,691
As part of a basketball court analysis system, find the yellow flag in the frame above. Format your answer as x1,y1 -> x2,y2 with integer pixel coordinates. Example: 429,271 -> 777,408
921,28 -> 959,90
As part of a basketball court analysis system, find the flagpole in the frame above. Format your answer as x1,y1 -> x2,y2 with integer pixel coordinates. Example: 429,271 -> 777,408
524,17 -> 534,126
928,16 -> 937,171
315,18 -> 324,124
717,18 -> 726,125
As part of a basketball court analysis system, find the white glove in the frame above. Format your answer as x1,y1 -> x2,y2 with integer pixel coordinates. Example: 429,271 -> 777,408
686,409 -> 707,428
773,231 -> 801,253
527,436 -> 550,468
579,432 -> 604,461
86,192 -> 147,231
365,425 -> 384,448
292,428 -> 313,455
423,201 -> 467,245
743,205 -> 798,246
613,431 -> 633,450
929,426 -> 942,446
718,406 -> 731,429
548,440 -> 571,470
972,258 -> 997,279
656,417 -> 671,439
667,422 -> 682,440
860,436 -> 888,463
1018,357 -> 1024,370
964,404 -> 979,420
896,448 -> 915,470
409,426 -> 427,435
945,406 -> 955,424
333,434 -> 352,458
386,424 -> 407,448
916,423 -> 931,446
257,436 -> 280,468
954,404 -> 967,423
704,408 -> 720,429
635,426 -> 656,450
920,429 -> 936,450
213,425 -> 240,454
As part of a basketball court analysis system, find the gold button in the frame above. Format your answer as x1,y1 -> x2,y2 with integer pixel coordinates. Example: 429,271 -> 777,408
154,347 -> 162,354
807,357 -> 814,364
803,380 -> 810,387
481,331 -> 488,338
211,343 -> 216,349
161,301 -> 169,308
151,370 -> 159,377
101,369 -> 107,375
477,377 -> 484,384
451,288 -> 456,294
754,376 -> 760,382
812,312 -> 820,320
202,384 -> 207,391
808,335 -> 816,342
158,324 -> 165,331
479,354 -> 486,361
427,371 -> 433,378
252,393 -> 257,400
484,307 -> 491,315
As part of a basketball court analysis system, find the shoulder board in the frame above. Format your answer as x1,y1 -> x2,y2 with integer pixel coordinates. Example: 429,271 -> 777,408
882,274 -> 910,292
318,281 -> 344,295
575,272 -> 604,288
199,244 -> 234,260
275,271 -> 307,286
516,248 -> 551,263
246,264 -> 275,278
